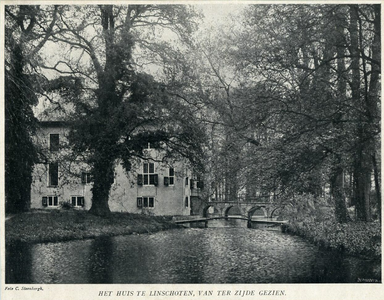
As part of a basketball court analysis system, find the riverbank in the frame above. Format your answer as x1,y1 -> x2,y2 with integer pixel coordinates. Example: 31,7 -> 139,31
284,220 -> 381,260
5,210 -> 181,245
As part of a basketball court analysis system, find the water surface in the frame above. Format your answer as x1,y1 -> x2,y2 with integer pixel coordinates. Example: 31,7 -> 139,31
6,219 -> 381,283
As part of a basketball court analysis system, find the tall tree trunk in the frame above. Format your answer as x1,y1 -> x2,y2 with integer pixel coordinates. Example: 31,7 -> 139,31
367,5 -> 381,222
88,6 -> 130,216
331,10 -> 349,223
5,13 -> 38,213
349,4 -> 371,221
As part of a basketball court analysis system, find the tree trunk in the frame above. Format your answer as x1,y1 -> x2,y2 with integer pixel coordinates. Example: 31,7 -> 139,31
88,6 -> 126,216
5,38 -> 36,213
372,154 -> 381,221
331,157 -> 349,223
89,155 -> 114,216
349,5 -> 371,221
368,5 -> 381,222
330,11 -> 349,223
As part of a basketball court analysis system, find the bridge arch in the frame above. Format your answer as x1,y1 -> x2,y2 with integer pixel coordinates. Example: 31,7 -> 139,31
202,205 -> 220,217
270,207 -> 281,219
248,206 -> 267,219
224,206 -> 243,218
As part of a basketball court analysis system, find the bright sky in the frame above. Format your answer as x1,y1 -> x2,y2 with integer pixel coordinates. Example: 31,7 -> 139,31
34,4 -> 249,116
196,3 -> 248,26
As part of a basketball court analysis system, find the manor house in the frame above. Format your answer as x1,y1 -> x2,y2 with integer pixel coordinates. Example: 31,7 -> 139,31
30,121 -> 203,216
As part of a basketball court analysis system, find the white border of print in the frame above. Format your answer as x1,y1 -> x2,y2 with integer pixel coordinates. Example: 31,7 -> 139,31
1,1 -> 382,300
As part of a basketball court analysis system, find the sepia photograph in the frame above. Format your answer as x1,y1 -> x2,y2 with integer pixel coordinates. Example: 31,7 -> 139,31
1,1 -> 382,299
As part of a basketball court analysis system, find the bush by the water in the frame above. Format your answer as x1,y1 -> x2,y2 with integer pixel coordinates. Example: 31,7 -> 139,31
286,220 -> 381,259
279,194 -> 381,259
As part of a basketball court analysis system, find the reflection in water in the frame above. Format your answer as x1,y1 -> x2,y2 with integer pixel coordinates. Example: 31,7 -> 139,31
6,241 -> 32,283
6,220 -> 381,283
89,237 -> 113,283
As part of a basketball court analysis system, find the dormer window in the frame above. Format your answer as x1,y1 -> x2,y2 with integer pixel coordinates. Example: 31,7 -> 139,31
50,134 -> 59,151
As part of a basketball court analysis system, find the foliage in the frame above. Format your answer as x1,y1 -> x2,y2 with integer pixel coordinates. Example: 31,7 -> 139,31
194,4 -> 380,222
5,5 -> 59,213
60,201 -> 73,210
287,220 -> 381,259
36,5 -> 207,215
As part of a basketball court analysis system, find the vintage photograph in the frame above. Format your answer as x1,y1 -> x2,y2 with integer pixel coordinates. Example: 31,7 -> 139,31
3,1 -> 381,290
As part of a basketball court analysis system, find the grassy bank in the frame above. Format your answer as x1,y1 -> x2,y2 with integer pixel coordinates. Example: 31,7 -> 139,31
284,220 -> 381,260
6,210 -> 181,245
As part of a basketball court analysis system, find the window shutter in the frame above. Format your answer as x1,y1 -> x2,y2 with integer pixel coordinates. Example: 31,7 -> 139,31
164,176 -> 169,186
137,174 -> 143,186
137,197 -> 142,207
81,172 -> 86,184
197,181 -> 204,189
190,179 -> 194,189
42,197 -> 47,207
154,174 -> 159,186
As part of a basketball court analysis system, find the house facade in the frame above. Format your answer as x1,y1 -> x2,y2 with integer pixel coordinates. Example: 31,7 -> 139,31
30,121 -> 203,216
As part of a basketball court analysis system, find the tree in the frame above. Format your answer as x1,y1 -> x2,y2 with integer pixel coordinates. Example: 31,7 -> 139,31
42,5 -> 206,216
196,4 -> 380,222
5,5 -> 58,213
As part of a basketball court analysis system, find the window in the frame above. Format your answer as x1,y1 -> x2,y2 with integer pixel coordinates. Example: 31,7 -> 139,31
169,168 -> 174,185
49,162 -> 58,186
143,162 -> 157,185
137,197 -> 154,208
185,177 -> 189,186
42,196 -> 58,207
137,162 -> 158,186
164,167 -> 174,186
185,196 -> 189,207
71,196 -> 84,207
50,134 -> 59,151
81,172 -> 92,184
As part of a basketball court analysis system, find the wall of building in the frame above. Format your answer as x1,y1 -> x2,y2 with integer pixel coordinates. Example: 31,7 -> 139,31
30,123 -> 193,216
109,160 -> 191,216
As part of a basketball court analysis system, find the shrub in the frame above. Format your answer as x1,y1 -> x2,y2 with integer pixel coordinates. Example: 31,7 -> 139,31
60,201 -> 73,210
287,219 -> 381,259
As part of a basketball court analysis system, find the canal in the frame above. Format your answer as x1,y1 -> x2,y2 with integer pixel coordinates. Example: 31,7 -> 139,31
6,219 -> 381,283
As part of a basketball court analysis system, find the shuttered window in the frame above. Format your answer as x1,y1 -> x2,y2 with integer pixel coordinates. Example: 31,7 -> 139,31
142,162 -> 158,186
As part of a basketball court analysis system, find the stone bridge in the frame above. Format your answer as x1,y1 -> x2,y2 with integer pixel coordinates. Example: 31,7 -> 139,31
199,201 -> 283,219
